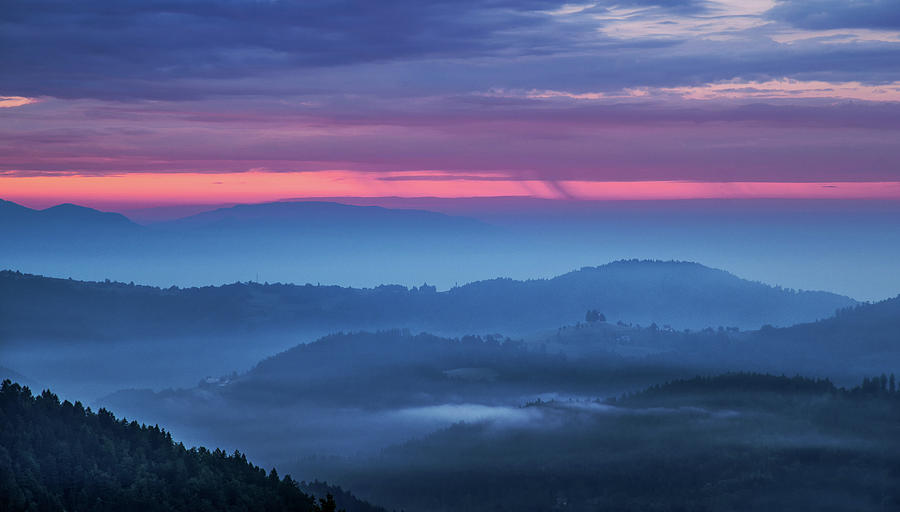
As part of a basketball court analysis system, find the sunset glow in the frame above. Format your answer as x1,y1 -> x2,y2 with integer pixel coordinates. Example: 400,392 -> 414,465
1,0 -> 898,212
4,171 -> 900,210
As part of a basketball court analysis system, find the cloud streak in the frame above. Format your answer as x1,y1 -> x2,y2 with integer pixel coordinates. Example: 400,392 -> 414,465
0,96 -> 38,108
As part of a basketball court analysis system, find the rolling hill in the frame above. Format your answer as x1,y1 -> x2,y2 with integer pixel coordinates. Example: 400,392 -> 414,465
0,261 -> 856,344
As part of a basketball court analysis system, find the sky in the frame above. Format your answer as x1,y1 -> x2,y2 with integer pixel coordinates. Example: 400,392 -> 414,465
3,0 -> 900,209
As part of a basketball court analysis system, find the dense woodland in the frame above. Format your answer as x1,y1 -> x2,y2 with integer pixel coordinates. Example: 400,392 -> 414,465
320,374 -> 900,512
0,380 -> 345,512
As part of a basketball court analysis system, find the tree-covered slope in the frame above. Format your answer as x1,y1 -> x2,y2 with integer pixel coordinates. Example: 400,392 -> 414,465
0,380 -> 331,512
751,295 -> 900,354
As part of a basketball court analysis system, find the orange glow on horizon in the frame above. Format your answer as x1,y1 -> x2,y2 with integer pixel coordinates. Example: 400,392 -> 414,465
3,171 -> 900,209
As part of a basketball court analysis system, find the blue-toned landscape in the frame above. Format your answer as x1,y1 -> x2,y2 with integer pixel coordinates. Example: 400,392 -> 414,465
3,1 -> 900,510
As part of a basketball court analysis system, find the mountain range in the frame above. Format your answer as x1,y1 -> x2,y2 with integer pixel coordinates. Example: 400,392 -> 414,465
0,198 -> 503,289
0,198 -> 488,233
3,198 -> 895,302
155,200 -> 491,234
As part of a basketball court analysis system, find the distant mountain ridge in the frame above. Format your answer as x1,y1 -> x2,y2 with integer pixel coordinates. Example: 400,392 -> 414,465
155,200 -> 492,233
0,260 -> 857,343
0,198 -> 488,235
0,198 -> 497,289
0,199 -> 138,233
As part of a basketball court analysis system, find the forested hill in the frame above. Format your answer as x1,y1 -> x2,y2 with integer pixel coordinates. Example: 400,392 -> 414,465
0,260 -> 855,341
439,260 -> 854,330
0,380 -> 339,512
750,294 -> 900,354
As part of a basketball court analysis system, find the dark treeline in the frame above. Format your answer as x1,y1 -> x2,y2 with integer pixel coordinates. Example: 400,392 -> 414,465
616,371 -> 900,406
0,380 -> 346,512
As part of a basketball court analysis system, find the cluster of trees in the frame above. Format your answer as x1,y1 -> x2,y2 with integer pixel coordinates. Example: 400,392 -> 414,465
298,481 -> 386,512
0,380 -> 341,512
619,372 -> 841,400
613,373 -> 900,412
859,373 -> 897,394
584,309 -> 606,323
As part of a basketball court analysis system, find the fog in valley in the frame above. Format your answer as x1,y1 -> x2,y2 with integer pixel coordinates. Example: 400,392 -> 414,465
5,0 -> 900,507
3,199 -> 900,511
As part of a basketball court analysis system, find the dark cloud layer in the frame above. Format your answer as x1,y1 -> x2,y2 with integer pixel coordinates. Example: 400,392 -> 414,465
3,0 -> 899,101
0,0 -> 577,99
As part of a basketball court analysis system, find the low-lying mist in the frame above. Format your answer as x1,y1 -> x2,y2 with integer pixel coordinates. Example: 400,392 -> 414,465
4,249 -> 900,512
1,330 -> 323,402
307,375 -> 900,512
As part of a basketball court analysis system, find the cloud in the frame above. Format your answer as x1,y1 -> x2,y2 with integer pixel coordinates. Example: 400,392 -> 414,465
503,79 -> 900,102
771,28 -> 900,44
3,90 -> 900,185
3,0 -> 900,189
655,79 -> 900,101
0,96 -> 38,108
768,0 -> 900,30
5,0 -> 899,102
0,0 -> 586,100
592,0 -> 776,41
